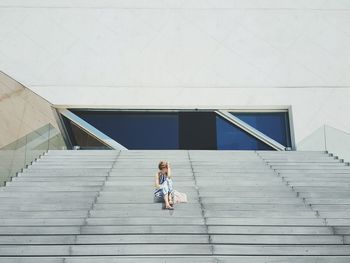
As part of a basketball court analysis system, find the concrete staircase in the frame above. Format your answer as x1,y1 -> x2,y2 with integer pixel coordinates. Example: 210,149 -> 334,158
0,150 -> 350,262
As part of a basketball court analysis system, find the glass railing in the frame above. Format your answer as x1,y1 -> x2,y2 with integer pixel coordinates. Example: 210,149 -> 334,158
0,71 -> 67,186
297,124 -> 350,163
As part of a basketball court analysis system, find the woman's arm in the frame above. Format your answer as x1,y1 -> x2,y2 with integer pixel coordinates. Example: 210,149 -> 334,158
155,172 -> 160,188
167,162 -> 171,179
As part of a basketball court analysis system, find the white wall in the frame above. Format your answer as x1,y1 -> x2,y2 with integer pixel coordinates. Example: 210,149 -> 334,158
0,0 -> 349,146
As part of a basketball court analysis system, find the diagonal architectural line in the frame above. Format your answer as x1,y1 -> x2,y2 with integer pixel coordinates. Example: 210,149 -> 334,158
58,108 -> 128,150
215,109 -> 286,151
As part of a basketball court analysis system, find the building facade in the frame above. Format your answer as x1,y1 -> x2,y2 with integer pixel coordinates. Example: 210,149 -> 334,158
0,0 -> 349,153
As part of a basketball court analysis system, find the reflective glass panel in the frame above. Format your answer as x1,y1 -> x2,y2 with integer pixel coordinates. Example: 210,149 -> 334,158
71,110 -> 179,150
216,115 -> 274,150
230,112 -> 292,147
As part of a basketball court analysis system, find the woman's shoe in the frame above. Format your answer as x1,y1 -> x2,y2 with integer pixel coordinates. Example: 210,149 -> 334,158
165,205 -> 174,210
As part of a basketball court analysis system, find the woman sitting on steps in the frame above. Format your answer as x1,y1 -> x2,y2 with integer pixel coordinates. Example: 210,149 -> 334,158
154,160 -> 174,210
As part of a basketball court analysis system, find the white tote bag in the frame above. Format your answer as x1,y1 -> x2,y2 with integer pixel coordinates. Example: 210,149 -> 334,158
173,190 -> 188,203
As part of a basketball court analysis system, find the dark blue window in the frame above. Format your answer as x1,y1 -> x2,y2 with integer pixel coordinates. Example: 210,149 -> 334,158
216,115 -> 274,150
66,110 -> 291,150
230,112 -> 292,147
71,111 -> 179,150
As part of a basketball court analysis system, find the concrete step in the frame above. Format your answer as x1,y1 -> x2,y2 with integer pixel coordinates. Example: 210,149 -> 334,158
1,149 -> 348,259
5,181 -> 104,187
20,169 -> 111,175
2,256 -> 350,263
1,244 -> 350,256
0,234 -> 339,245
262,151 -> 350,239
284,177 -> 350,182
203,210 -> 318,218
0,211 -> 88,218
271,166 -> 350,170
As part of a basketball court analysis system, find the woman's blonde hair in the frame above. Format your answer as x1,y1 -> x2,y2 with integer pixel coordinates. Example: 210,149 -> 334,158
158,160 -> 168,170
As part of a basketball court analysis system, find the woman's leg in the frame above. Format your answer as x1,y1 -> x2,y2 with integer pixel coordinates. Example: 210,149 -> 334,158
164,193 -> 171,208
166,178 -> 174,204
168,193 -> 173,205
161,182 -> 172,208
